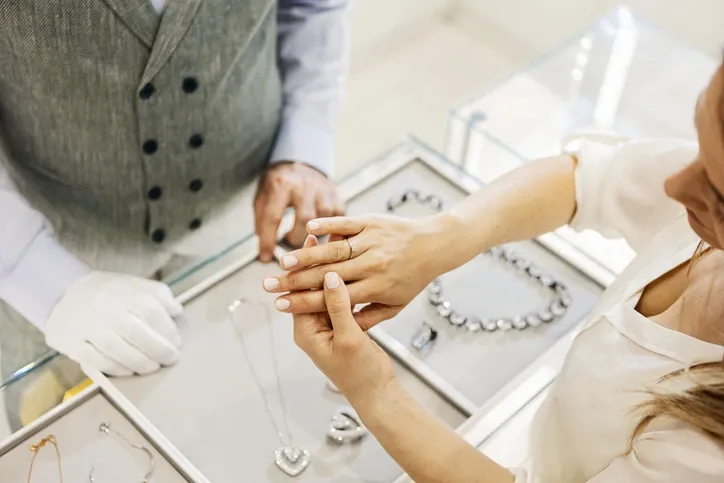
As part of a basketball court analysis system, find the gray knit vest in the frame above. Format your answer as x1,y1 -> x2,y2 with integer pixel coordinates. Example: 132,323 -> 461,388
0,0 -> 281,269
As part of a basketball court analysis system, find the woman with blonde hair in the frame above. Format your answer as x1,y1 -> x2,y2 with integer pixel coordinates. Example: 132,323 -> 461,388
263,63 -> 724,482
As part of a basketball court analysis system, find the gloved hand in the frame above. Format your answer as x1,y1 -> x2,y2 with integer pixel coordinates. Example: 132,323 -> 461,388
45,271 -> 184,376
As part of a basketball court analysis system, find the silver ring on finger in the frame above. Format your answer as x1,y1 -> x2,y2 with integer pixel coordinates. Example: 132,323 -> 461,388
346,237 -> 356,260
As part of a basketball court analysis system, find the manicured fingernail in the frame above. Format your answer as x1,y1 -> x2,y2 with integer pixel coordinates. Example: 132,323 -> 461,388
259,253 -> 272,263
325,272 -> 340,289
275,298 -> 290,311
307,221 -> 321,231
263,278 -> 280,291
282,255 -> 298,268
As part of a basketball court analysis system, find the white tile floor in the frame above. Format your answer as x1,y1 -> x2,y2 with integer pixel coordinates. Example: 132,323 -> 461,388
4,0 -> 724,466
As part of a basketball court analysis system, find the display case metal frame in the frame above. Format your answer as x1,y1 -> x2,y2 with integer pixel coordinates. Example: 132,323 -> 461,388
0,381 -> 210,482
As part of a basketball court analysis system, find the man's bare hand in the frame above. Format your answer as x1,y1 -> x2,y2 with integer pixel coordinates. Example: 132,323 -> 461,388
254,162 -> 344,262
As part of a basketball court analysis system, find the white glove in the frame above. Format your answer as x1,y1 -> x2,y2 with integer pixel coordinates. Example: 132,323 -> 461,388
45,271 -> 184,377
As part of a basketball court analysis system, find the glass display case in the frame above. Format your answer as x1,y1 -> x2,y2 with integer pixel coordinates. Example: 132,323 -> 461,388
445,5 -> 716,275
94,139 -> 603,482
3,6 -> 713,478
2,138 -> 605,482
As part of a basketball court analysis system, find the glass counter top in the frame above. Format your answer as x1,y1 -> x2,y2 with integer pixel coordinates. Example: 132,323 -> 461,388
444,5 -> 716,275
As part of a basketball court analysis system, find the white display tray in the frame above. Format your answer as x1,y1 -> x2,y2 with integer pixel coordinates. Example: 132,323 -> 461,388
0,383 -> 206,482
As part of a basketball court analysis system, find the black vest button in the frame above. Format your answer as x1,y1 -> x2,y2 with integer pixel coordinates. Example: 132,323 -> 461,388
139,83 -> 155,100
189,218 -> 202,230
147,186 -> 163,200
142,139 -> 158,154
189,179 -> 203,192
151,228 -> 166,244
189,134 -> 204,148
182,77 -> 198,93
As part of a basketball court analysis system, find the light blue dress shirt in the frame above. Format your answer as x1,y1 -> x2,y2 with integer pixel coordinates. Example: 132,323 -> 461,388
0,0 -> 350,329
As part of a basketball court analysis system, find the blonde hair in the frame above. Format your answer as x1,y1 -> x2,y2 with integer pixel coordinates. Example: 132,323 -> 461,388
630,241 -> 724,447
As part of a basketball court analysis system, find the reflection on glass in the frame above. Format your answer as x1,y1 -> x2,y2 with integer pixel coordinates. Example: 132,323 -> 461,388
445,6 -> 716,275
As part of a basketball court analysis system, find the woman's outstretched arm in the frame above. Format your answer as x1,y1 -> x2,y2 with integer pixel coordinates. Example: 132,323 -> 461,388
266,154 -> 577,326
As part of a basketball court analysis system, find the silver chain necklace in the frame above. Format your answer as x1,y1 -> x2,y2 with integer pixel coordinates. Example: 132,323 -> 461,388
386,189 -> 572,332
228,299 -> 310,477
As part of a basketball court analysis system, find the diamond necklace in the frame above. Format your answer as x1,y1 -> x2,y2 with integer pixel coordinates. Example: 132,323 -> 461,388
228,299 -> 310,477
386,189 -> 572,331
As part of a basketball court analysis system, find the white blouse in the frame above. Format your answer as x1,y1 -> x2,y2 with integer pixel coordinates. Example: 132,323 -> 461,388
516,138 -> 724,483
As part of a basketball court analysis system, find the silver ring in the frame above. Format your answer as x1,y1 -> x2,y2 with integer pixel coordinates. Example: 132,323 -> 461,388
346,237 -> 356,260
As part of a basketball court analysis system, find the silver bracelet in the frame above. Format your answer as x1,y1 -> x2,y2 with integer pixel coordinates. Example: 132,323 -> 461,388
387,189 -> 572,332
88,423 -> 155,483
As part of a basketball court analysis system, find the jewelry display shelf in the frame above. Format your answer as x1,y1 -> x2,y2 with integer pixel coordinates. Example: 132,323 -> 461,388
0,383 -> 205,482
444,6 -> 716,276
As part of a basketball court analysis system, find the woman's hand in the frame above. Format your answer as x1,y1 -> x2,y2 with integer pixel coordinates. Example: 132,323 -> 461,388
293,268 -> 396,405
295,266 -> 514,483
263,214 -> 456,330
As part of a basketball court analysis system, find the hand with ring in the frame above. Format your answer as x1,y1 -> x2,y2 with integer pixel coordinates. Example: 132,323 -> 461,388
262,213 -> 457,330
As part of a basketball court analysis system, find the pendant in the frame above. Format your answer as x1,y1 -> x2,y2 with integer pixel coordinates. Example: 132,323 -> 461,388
411,322 -> 438,351
327,407 -> 368,444
274,446 -> 311,477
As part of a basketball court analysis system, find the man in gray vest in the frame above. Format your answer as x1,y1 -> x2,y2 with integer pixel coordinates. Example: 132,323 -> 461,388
0,0 -> 349,428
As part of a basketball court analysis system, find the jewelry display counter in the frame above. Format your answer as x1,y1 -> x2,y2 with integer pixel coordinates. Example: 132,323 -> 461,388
1,138 -> 610,482
0,384 -> 201,482
92,140 -> 603,482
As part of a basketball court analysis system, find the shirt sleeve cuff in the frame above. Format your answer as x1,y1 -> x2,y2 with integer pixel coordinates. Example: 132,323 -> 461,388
510,467 -> 529,483
568,139 -> 617,236
269,116 -> 335,176
0,231 -> 90,331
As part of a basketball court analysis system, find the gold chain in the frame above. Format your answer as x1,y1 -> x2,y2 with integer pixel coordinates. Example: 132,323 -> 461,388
27,434 -> 63,483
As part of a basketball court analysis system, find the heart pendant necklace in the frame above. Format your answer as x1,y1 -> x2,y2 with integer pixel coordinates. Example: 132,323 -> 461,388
229,299 -> 311,477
